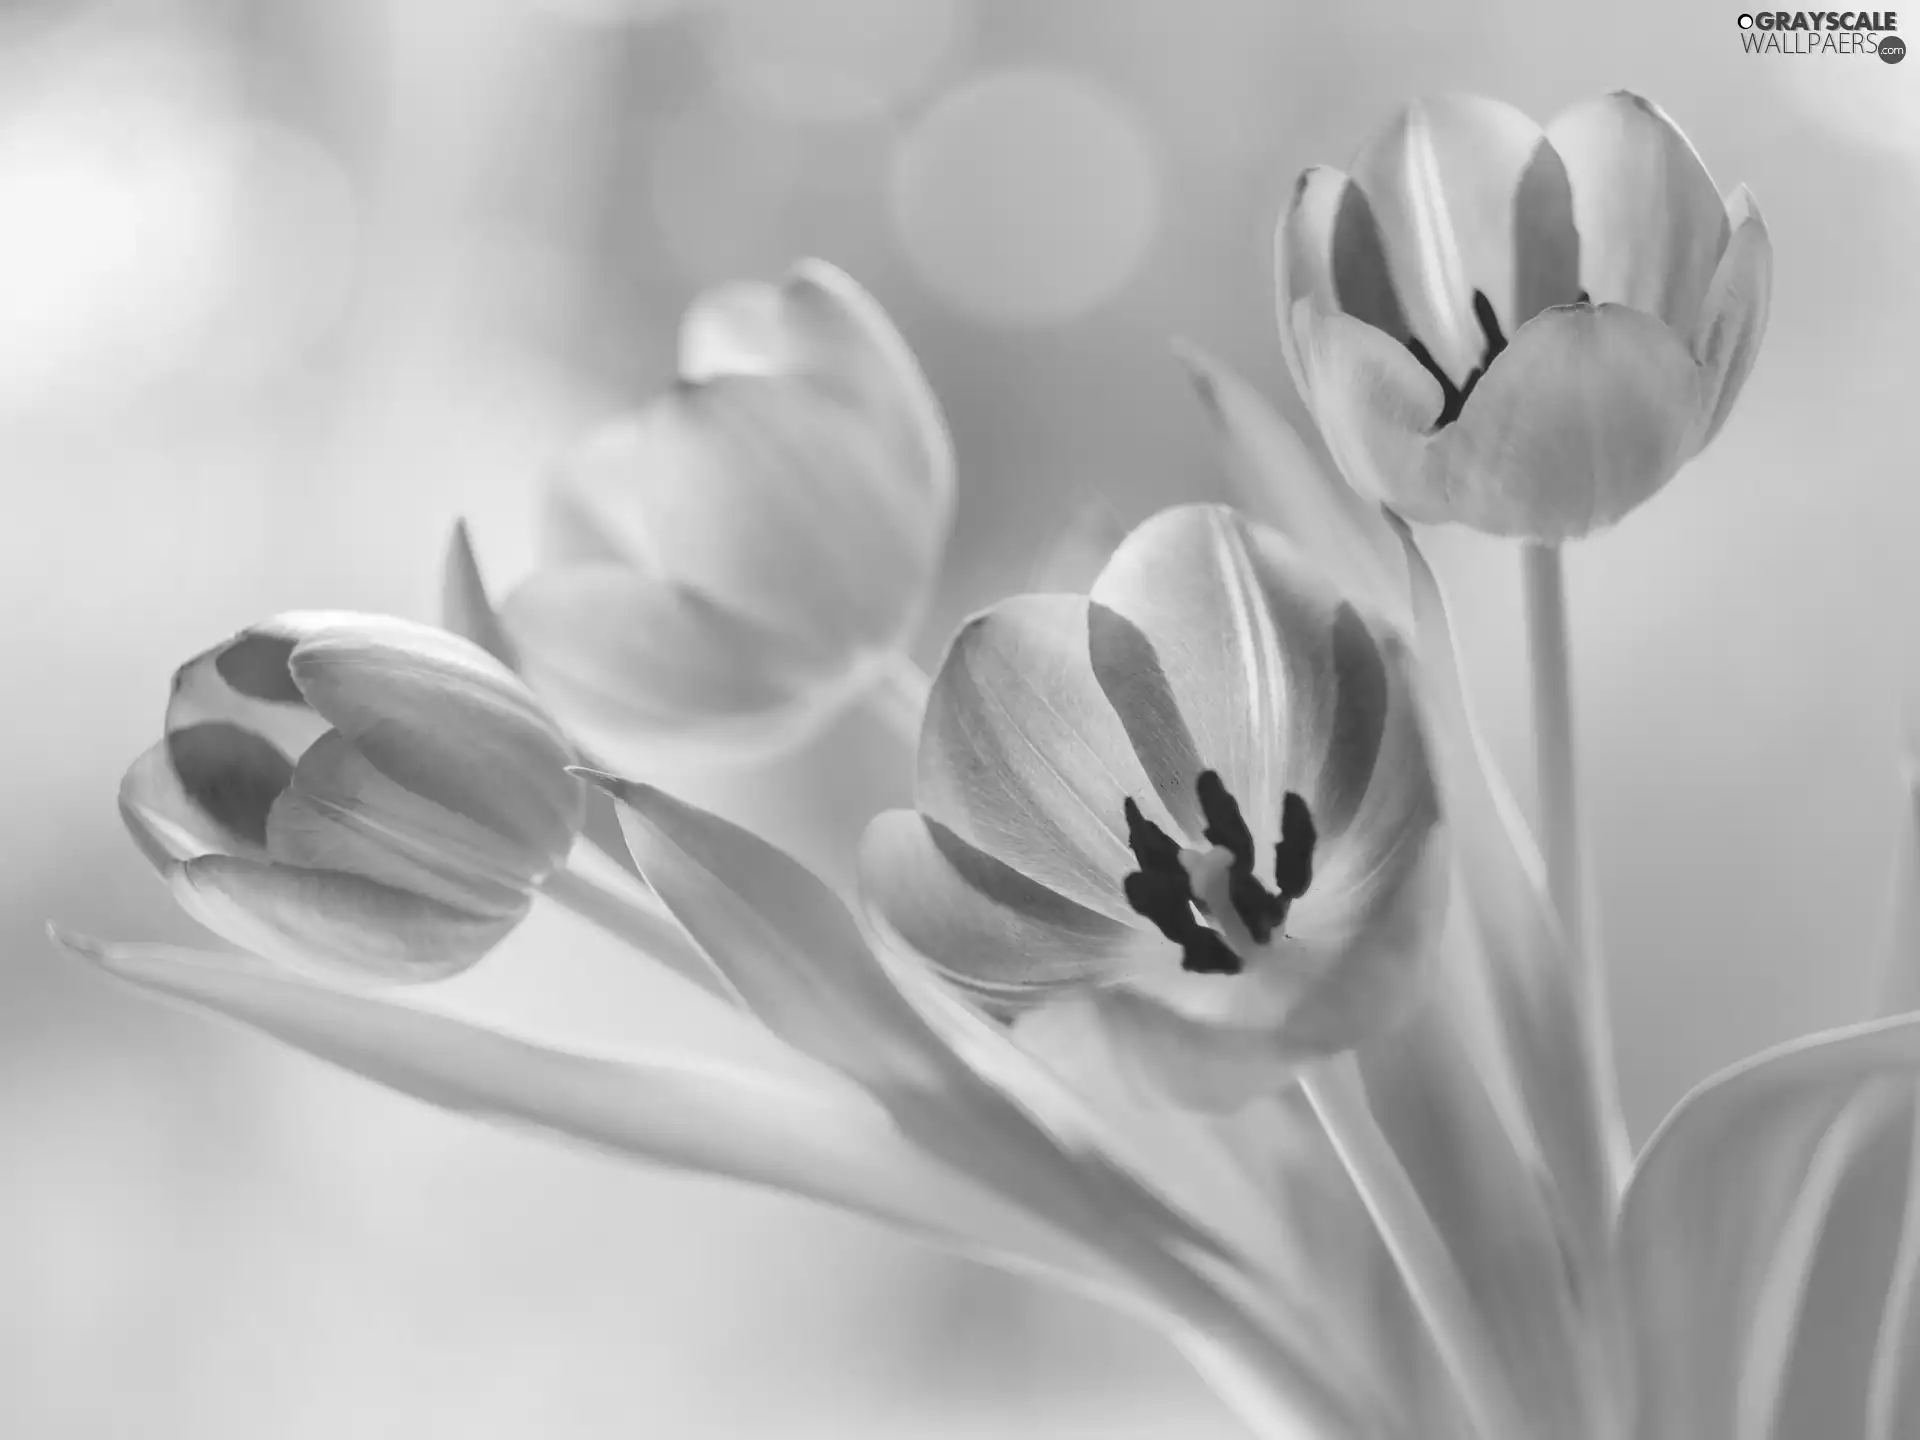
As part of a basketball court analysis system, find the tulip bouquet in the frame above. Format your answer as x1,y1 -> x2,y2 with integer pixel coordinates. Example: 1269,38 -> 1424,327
55,91 -> 1920,1440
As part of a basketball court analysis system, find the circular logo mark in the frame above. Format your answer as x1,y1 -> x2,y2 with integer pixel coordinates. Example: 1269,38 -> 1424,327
1882,34 -> 1907,61
1737,11 -> 1754,25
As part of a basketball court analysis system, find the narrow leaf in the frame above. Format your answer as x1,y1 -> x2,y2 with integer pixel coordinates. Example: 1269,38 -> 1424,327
1617,1013 -> 1920,1440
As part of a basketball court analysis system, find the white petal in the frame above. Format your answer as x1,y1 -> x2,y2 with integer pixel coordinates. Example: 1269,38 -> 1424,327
1348,95 -> 1553,381
1292,303 -> 1446,520
1546,91 -> 1731,336
680,259 -> 955,522
918,592 -> 1169,921
1618,1013 -> 1920,1440
49,929 -> 1073,1268
1688,185 -> 1772,454
265,732 -> 534,916
502,561 -> 846,758
546,377 -> 937,655
284,614 -> 582,869
170,855 -> 519,982
1273,166 -> 1357,400
1399,528 -> 1619,1258
858,808 -> 1160,1002
119,735 -> 284,866
1175,341 -> 1406,620
1429,302 -> 1703,540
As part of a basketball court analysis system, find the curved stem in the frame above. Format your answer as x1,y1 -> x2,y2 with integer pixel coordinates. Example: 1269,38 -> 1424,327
861,649 -> 933,752
1522,541 -> 1631,1186
541,861 -> 731,1004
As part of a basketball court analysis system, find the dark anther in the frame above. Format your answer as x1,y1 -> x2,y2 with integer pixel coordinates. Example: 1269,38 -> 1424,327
1402,288 -> 1510,429
1195,771 -> 1254,868
1120,776 -> 1322,974
1274,791 -> 1317,900
1122,797 -> 1243,975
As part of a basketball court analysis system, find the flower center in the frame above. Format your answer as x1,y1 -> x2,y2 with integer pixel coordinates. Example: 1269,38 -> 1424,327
1120,770 -> 1318,976
1402,288 -> 1589,428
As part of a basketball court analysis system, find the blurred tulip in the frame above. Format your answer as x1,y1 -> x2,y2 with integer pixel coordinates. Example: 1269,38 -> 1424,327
861,503 -> 1447,1109
1277,91 -> 1770,540
473,259 -> 954,765
117,613 -> 583,982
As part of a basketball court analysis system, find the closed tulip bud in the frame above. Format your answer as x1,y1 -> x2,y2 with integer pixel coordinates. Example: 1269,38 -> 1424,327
1277,92 -> 1771,541
119,614 -> 584,982
489,258 -> 954,764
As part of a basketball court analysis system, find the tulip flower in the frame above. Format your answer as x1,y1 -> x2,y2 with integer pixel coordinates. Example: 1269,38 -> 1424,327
466,259 -> 955,765
1277,91 -> 1770,541
861,502 -> 1448,1109
116,612 -> 584,982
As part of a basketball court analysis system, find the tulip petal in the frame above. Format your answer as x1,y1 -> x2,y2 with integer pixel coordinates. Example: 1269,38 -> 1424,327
120,730 -> 288,866
682,260 -> 954,515
48,929 -> 1080,1271
1273,166 -> 1354,399
283,614 -> 582,868
171,854 -> 519,982
1688,185 -> 1772,454
1175,341 -> 1406,620
546,378 -> 936,654
502,562 -> 843,759
1347,95 -> 1553,382
919,593 -> 1169,921
165,630 -> 329,764
859,809 -> 1161,1002
1091,504 -> 1403,853
1510,140 -> 1583,326
1292,304 -> 1446,518
1429,302 -> 1702,539
1618,1013 -> 1920,1440
1399,528 -> 1617,1257
265,732 -> 533,917
1546,91 -> 1730,336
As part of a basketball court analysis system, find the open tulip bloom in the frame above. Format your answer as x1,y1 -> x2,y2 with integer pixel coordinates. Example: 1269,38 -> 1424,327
50,92 -> 1920,1440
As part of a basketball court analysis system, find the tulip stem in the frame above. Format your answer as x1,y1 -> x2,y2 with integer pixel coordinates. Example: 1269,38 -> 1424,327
1521,541 -> 1631,1186
541,862 -> 731,1003
864,651 -> 933,751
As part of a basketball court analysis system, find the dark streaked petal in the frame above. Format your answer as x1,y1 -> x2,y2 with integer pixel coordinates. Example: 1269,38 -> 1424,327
1090,506 -> 1294,855
162,722 -> 294,852
1429,302 -> 1702,540
919,593 -> 1170,921
1330,182 -> 1412,341
1511,140 -> 1583,325
1348,95 -> 1552,382
1546,91 -> 1731,336
170,854 -> 520,982
1687,185 -> 1772,454
860,809 -> 1163,1003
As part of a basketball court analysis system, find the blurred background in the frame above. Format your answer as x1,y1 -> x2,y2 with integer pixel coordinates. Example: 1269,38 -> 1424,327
3,0 -> 1917,1435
